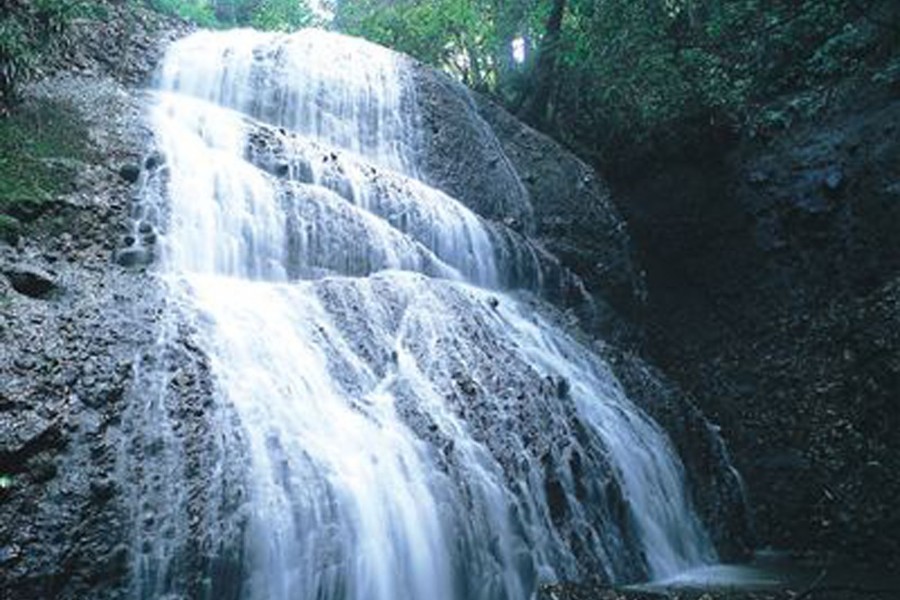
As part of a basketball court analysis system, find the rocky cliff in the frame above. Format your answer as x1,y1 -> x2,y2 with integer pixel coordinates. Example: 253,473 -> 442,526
0,7 -> 218,599
610,74 -> 900,566
410,67 -> 645,342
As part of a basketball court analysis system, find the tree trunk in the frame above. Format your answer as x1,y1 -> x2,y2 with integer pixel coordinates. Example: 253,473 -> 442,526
518,0 -> 566,131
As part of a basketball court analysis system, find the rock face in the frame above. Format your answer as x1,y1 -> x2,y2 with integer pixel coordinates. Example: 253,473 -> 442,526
0,6 -> 243,600
473,98 -> 646,324
612,82 -> 900,565
409,66 -> 536,231
0,79 -> 157,597
410,66 -> 645,341
408,64 -> 750,560
603,352 -> 752,562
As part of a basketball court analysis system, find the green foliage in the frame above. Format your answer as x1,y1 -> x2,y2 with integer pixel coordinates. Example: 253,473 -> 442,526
251,0 -> 315,31
147,0 -> 217,27
0,0 -> 93,109
336,0 -> 544,91
0,99 -> 92,232
334,0 -> 900,161
145,0 -> 318,31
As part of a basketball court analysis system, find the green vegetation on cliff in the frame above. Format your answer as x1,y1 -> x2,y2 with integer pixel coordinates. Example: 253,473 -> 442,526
0,98 -> 92,243
144,0 -> 318,30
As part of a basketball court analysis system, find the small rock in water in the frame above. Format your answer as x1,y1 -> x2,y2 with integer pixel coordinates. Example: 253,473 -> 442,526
115,247 -> 153,267
144,151 -> 165,171
118,163 -> 141,184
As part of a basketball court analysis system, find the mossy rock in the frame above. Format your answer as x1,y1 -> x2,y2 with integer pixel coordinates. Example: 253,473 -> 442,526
0,215 -> 22,245
0,98 -> 93,230
1,195 -> 53,222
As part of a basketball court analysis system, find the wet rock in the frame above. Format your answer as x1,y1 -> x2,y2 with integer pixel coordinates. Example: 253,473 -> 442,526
0,413 -> 63,472
545,475 -> 568,523
612,79 -> 900,564
412,63 -> 645,330
90,478 -> 116,503
748,169 -> 770,184
823,164 -> 845,193
0,544 -> 21,565
0,216 -> 22,245
27,456 -> 58,483
3,264 -> 58,299
0,6 -> 199,598
144,150 -> 164,170
115,246 -> 153,267
82,383 -> 125,409
118,162 -> 141,183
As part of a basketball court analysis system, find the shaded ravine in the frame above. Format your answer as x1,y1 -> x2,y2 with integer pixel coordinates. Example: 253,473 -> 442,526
136,28 -> 718,599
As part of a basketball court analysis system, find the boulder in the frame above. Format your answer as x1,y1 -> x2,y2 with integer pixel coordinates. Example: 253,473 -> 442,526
4,264 -> 58,299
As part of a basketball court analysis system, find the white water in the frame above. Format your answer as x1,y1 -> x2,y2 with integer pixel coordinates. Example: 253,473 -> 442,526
147,28 -> 715,599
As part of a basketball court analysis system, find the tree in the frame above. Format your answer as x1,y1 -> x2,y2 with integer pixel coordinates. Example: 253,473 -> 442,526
332,0 -> 898,164
147,0 -> 317,31
516,0 -> 565,130
251,0 -> 315,31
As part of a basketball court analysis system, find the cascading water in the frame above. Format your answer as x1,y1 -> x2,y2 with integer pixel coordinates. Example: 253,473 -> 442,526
141,28 -> 716,599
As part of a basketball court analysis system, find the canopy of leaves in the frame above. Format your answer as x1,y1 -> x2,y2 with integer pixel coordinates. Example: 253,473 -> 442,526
332,0 -> 900,163
146,0 -> 319,30
336,0 -> 548,93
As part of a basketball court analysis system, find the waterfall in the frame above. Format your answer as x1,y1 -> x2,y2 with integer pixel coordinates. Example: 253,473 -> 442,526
140,28 -> 715,600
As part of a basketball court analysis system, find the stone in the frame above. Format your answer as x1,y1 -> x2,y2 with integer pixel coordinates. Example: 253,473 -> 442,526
3,264 -> 58,299
0,545 -> 21,565
0,216 -> 22,246
115,247 -> 153,267
118,163 -> 141,184
823,164 -> 845,195
144,151 -> 164,171
90,478 -> 116,503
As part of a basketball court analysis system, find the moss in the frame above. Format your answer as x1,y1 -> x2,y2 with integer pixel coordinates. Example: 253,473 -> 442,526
0,98 -> 93,230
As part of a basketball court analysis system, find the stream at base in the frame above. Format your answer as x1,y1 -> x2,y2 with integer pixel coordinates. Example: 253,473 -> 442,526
633,550 -> 900,596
